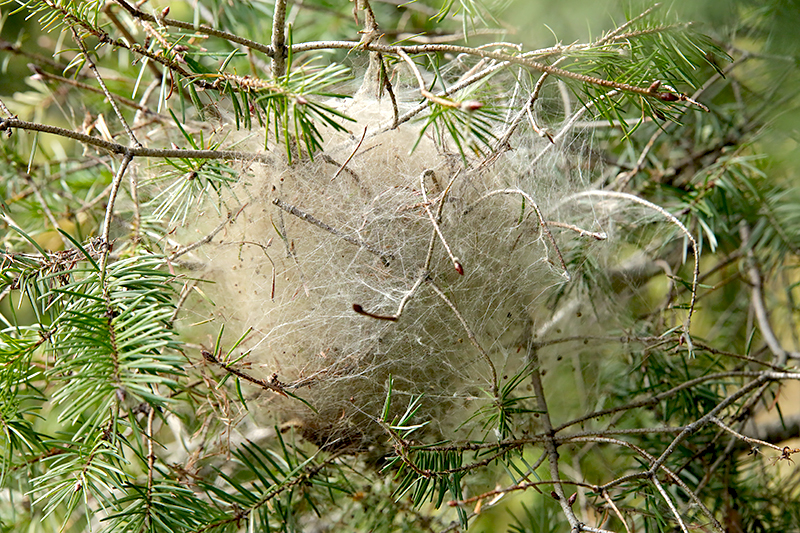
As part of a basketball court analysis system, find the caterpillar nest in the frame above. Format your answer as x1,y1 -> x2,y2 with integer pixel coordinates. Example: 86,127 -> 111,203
180,78 -> 672,453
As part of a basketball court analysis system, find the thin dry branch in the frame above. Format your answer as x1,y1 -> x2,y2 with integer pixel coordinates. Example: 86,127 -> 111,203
71,26 -> 140,147
652,475 -> 689,533
564,190 -> 699,335
466,188 -> 570,281
740,223 -> 799,366
272,198 -> 392,264
271,0 -> 288,79
202,350 -> 287,396
427,281 -> 498,396
526,341 -> 584,531
0,117 -> 273,163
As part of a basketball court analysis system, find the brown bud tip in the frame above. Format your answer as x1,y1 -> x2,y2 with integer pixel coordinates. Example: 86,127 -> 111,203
353,303 -> 364,313
567,492 -> 577,506
550,491 -> 560,501
648,80 -> 661,92
454,261 -> 464,275
460,100 -> 483,111
296,95 -> 309,105
161,6 -> 170,18
660,92 -> 679,102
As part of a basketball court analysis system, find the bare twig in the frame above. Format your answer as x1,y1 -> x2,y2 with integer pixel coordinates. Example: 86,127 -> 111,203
709,416 -> 784,454
271,0 -> 288,79
526,340 -> 583,531
99,153 -> 133,279
466,189 -> 570,280
652,475 -> 689,533
169,207 -> 244,261
601,489 -> 632,533
202,350 -> 287,396
563,190 -> 699,336
0,117 -> 273,163
545,221 -> 607,240
289,41 -> 708,108
332,127 -> 367,181
113,0 -> 273,56
420,170 -> 463,275
71,27 -> 141,148
427,281 -> 498,396
739,223 -> 798,366
272,198 -> 392,264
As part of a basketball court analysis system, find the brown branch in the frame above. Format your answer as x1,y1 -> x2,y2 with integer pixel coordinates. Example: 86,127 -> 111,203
526,341 -> 584,531
29,65 -> 162,117
201,350 -> 287,397
0,117 -> 272,163
272,198 -> 392,264
113,0 -> 273,56
290,41 -> 709,110
270,0 -> 288,79
740,223 -> 798,366
71,26 -> 140,147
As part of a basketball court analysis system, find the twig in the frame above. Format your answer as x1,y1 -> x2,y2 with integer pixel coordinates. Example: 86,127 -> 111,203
71,26 -> 141,148
0,117 -> 273,163
113,0 -> 273,56
272,198 -> 392,264
449,479 -> 595,507
525,340 -> 583,531
352,270 -> 427,322
652,475 -> 689,533
529,90 -> 619,168
709,416 -> 784,454
545,221 -> 607,240
739,223 -> 797,366
169,207 -> 244,261
271,0 -> 288,79
387,59 -> 508,131
99,153 -> 133,279
570,435 -> 723,532
466,189 -> 570,281
563,190 -> 699,336
289,41 -> 709,109
427,281 -> 498,397
607,375 -> 777,501
331,127 -> 367,181
601,489 -> 632,533
353,171 -> 459,322
202,350 -> 287,396
554,370 -> 767,434
232,240 -> 276,301
420,170 -> 463,275
377,54 -> 399,129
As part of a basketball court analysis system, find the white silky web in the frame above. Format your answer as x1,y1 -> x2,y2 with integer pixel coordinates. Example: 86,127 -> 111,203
178,74 -> 695,451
